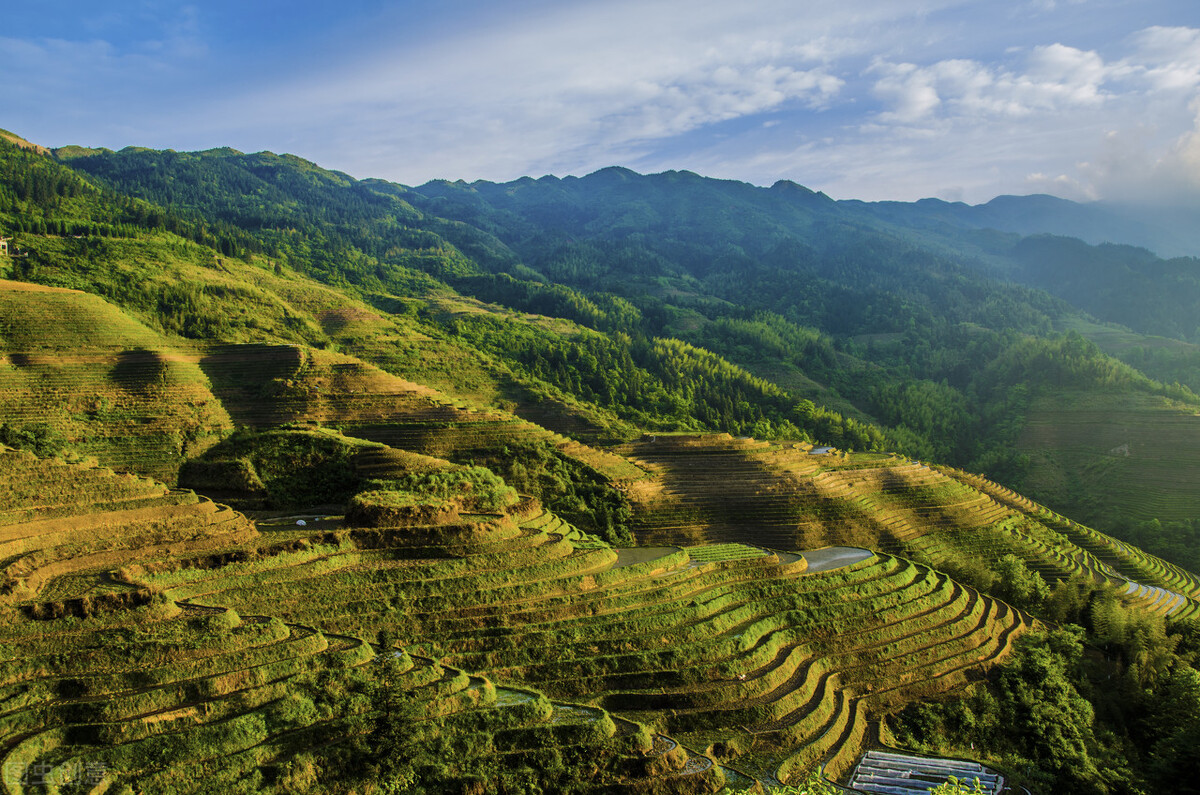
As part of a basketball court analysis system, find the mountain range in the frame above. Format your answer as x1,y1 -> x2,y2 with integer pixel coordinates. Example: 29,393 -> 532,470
1,127 -> 1199,793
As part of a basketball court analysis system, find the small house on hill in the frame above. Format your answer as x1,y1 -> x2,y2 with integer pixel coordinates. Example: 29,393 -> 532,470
0,238 -> 9,256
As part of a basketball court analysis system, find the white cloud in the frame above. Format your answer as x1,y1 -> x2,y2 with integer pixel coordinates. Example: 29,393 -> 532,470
870,61 -> 945,122
822,27 -> 1199,202
1126,26 -> 1200,92
1073,101 -> 1200,205
4,1 -> 1199,206
217,0 -> 904,181
1025,30 -> 1200,205
1170,106 -> 1200,182
1024,171 -> 1097,201
1021,43 -> 1112,106
869,43 -> 1116,125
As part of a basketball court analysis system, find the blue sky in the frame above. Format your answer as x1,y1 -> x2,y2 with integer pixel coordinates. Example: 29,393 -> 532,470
2,0 -> 1199,203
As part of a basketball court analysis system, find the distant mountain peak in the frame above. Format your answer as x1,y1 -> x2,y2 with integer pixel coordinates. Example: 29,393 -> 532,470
770,179 -> 835,205
0,128 -> 50,155
584,166 -> 639,183
199,146 -> 246,157
769,179 -> 813,193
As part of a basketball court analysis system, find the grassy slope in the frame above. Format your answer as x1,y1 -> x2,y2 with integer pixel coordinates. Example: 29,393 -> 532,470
0,267 -> 639,478
9,134 -> 1200,541
1016,389 -> 1200,525
0,280 -> 233,480
1066,315 -> 1200,394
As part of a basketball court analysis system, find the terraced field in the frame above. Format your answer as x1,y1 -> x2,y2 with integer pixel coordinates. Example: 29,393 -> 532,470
1015,389 -> 1200,526
938,466 -> 1200,619
132,496 -> 1032,789
0,281 -> 232,481
0,450 -> 702,794
615,435 -> 1013,552
617,434 -> 1200,620
0,445 -> 1038,792
0,449 -> 256,611
1,285 -> 1196,791
0,284 -> 638,497
195,342 -> 639,482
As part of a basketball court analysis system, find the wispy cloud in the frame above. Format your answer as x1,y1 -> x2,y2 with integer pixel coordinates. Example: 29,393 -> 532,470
755,22 -> 1200,201
1127,26 -> 1200,91
2,0 -> 1198,204
201,0 -> 979,179
868,44 -> 1118,125
0,2 -> 210,146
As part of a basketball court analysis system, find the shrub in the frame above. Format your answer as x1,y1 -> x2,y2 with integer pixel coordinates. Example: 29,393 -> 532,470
366,466 -> 519,514
345,492 -> 461,528
180,427 -> 374,508
0,422 -> 69,457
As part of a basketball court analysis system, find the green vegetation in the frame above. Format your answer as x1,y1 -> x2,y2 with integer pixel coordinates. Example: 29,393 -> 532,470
360,465 -> 519,514
1114,518 -> 1200,576
1009,235 -> 1200,342
445,439 -> 634,545
17,136 -> 1200,539
0,422 -> 69,458
0,130 -> 1199,793
894,602 -> 1200,794
181,427 -> 379,508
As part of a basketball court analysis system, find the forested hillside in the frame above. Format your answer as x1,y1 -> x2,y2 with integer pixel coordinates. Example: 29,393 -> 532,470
55,143 -> 1200,541
2,130 -> 1200,793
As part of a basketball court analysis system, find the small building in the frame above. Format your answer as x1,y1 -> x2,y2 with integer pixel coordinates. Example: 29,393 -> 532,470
0,238 -> 9,256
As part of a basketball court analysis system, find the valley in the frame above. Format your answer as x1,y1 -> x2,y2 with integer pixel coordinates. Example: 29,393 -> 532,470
0,130 -> 1198,793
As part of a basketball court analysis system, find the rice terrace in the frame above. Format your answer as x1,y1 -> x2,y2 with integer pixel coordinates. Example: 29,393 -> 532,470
1,115 -> 1200,795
